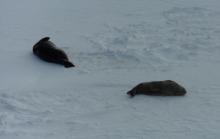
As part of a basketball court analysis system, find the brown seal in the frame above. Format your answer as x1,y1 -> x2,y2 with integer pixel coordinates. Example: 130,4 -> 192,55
127,80 -> 186,97
33,37 -> 75,68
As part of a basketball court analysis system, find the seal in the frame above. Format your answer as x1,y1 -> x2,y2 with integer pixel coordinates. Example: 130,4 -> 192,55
33,37 -> 75,68
127,80 -> 186,97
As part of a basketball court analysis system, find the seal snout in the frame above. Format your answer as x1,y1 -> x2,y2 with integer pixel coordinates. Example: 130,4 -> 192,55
127,90 -> 135,97
177,88 -> 187,96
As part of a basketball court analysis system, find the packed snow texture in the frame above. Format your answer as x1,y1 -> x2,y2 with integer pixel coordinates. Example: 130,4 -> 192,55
0,0 -> 220,139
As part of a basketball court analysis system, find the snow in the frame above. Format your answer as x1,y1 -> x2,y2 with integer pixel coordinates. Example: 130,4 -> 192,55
0,0 -> 220,138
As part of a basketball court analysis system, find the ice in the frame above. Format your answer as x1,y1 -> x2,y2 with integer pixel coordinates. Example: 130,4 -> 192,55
0,0 -> 220,138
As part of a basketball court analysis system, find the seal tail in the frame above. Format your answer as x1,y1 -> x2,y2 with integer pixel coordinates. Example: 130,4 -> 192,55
63,60 -> 75,68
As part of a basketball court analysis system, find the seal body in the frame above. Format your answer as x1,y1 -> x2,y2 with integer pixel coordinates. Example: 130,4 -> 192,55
127,80 -> 186,97
33,37 -> 74,68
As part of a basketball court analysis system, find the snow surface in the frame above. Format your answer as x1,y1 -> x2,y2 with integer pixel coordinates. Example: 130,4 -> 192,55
0,0 -> 220,138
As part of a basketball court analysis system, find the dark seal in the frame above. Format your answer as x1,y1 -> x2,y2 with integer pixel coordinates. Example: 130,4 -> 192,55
127,80 -> 186,97
33,37 -> 75,68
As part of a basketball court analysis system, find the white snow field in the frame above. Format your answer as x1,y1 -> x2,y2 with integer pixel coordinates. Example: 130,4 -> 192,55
0,0 -> 220,138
